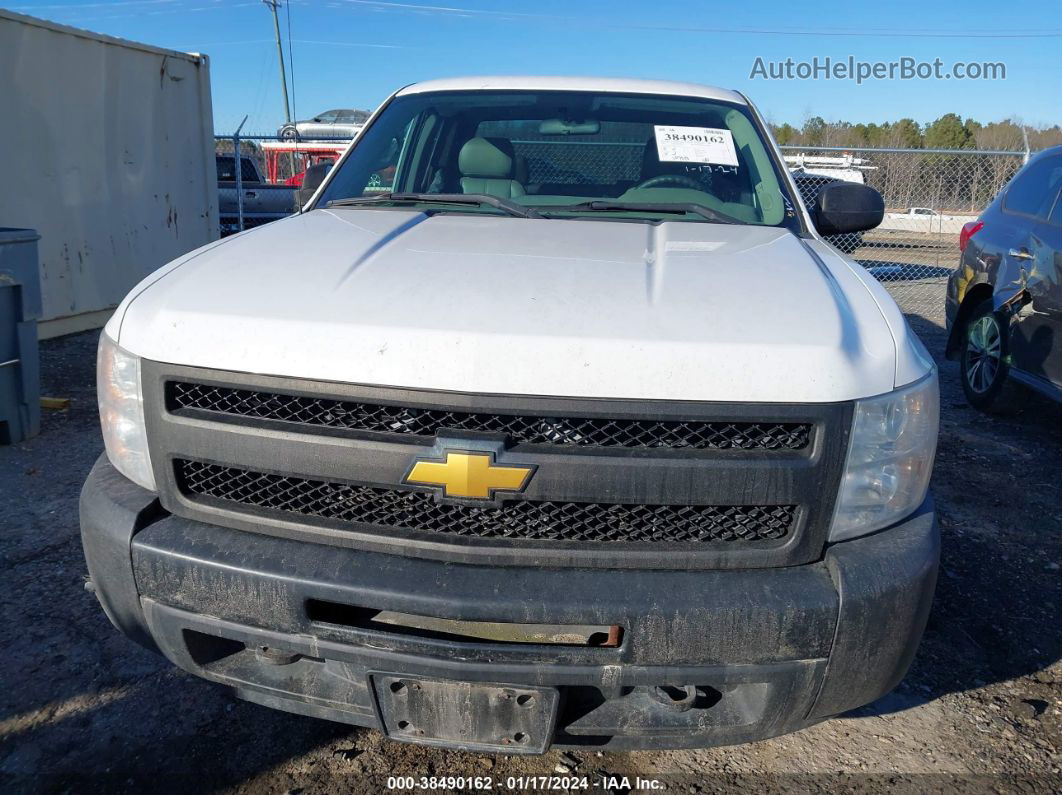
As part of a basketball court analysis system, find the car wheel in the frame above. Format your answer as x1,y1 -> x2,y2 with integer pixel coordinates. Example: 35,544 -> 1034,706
280,126 -> 299,141
959,300 -> 1026,414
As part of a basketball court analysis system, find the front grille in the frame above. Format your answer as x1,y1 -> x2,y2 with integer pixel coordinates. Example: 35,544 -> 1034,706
177,459 -> 795,545
168,382 -> 811,451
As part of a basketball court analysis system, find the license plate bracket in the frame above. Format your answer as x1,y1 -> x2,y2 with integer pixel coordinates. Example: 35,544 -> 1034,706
371,674 -> 558,754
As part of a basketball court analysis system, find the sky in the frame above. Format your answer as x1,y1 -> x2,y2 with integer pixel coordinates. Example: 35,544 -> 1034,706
9,0 -> 1062,135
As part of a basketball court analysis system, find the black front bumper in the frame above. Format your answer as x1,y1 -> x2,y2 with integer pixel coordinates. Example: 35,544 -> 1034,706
81,455 -> 939,752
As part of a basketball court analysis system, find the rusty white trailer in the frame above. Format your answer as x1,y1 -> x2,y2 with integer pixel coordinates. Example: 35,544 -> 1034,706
0,10 -> 218,337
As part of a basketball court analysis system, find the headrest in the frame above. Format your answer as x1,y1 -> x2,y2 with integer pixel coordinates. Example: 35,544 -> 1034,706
458,137 -> 515,178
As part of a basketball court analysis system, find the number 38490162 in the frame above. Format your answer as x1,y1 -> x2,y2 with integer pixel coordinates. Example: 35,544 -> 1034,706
663,132 -> 726,144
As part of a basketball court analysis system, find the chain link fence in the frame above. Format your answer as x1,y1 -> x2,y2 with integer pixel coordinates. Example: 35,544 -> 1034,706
781,145 -> 1026,323
215,134 -> 1027,322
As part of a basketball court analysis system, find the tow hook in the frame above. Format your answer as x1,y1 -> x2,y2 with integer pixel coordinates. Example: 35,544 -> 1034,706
649,685 -> 698,712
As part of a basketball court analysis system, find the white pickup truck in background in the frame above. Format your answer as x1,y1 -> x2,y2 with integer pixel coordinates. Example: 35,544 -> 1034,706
881,206 -> 979,234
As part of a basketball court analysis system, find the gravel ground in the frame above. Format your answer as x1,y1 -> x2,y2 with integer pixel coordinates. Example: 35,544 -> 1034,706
0,308 -> 1060,793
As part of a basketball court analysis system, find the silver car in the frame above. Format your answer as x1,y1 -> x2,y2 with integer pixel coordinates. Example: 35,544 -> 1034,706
278,108 -> 368,140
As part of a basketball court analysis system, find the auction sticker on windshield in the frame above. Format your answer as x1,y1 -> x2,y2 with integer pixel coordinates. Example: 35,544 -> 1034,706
654,125 -> 739,166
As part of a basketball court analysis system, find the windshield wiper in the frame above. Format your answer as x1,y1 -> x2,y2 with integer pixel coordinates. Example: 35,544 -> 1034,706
544,200 -> 742,225
325,192 -> 542,219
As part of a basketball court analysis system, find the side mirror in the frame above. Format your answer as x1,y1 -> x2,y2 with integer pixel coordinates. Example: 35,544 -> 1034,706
298,162 -> 333,209
813,182 -> 884,236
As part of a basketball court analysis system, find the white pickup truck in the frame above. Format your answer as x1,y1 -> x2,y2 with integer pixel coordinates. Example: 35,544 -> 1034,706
82,77 -> 939,754
882,207 -> 978,234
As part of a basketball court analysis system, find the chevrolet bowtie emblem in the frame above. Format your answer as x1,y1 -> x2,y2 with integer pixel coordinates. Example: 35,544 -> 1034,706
405,451 -> 534,500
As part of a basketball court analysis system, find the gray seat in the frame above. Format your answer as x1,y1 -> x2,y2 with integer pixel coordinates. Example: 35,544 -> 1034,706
458,137 -> 525,199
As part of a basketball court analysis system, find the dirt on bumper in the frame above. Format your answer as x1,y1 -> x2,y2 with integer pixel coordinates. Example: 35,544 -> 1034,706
80,454 -> 938,753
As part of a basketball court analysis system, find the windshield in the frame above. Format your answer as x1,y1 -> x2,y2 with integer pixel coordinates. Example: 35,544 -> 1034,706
317,90 -> 799,228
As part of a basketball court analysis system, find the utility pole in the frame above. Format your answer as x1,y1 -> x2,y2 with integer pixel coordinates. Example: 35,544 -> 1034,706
263,0 -> 291,124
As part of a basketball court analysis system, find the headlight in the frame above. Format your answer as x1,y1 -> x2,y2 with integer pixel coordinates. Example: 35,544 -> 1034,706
97,333 -> 156,491
830,370 -> 938,542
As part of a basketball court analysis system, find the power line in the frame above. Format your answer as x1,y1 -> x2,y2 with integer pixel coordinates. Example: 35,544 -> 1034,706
286,0 -> 300,179
323,0 -> 1062,38
248,42 -> 274,133
286,0 -> 296,122
12,0 -> 178,10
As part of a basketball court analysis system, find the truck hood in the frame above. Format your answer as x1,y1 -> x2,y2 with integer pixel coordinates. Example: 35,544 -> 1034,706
114,207 -> 915,403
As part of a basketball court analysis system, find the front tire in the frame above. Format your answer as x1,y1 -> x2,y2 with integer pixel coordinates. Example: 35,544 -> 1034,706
280,126 -> 299,141
959,300 -> 1026,414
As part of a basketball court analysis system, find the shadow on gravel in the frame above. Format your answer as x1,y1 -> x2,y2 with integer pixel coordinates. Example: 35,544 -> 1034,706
857,262 -> 953,281
859,239 -> 953,252
2,673 -> 358,792
851,312 -> 1062,719
0,334 -> 366,790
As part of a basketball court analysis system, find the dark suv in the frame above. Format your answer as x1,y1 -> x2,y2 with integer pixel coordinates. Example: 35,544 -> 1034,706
946,146 -> 1062,412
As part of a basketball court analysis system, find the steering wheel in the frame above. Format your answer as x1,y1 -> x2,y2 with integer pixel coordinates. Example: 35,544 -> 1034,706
633,174 -> 704,191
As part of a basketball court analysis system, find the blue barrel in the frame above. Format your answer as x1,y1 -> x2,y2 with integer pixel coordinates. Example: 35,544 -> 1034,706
0,228 -> 42,444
